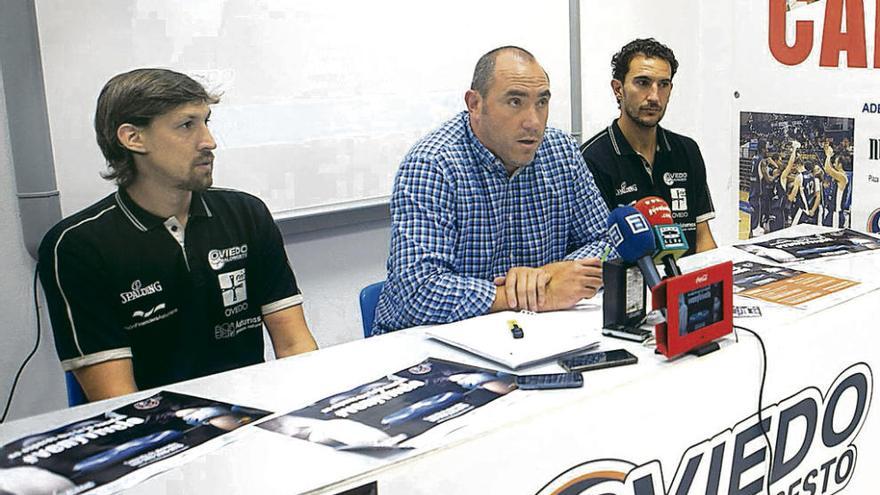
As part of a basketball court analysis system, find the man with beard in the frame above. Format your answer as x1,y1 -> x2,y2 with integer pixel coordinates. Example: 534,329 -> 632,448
373,46 -> 615,334
581,39 -> 716,255
38,69 -> 317,401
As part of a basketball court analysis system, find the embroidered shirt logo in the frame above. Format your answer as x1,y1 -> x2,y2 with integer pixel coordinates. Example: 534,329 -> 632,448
218,269 -> 247,307
120,280 -> 163,304
208,244 -> 248,270
616,181 -> 639,196
670,188 -> 688,211
663,172 -> 688,186
132,303 -> 166,319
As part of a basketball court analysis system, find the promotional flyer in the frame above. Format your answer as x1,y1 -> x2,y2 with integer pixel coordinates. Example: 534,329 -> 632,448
259,358 -> 515,450
0,392 -> 269,495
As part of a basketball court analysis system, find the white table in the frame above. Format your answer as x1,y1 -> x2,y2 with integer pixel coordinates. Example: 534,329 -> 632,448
2,226 -> 878,494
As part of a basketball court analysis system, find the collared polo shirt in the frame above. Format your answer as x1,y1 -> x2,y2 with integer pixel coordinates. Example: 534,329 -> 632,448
580,120 -> 715,255
38,188 -> 302,389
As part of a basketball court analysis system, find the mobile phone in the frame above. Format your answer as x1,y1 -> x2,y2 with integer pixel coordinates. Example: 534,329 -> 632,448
515,372 -> 583,390
558,349 -> 638,372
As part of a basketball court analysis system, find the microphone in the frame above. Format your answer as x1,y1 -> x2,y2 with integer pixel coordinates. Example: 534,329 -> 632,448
633,196 -> 689,277
606,206 -> 662,288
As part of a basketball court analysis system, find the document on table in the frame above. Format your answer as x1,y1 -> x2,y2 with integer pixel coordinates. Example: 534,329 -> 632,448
425,308 -> 600,370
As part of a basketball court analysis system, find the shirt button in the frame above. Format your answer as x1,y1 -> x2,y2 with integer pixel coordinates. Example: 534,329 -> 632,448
171,225 -> 178,232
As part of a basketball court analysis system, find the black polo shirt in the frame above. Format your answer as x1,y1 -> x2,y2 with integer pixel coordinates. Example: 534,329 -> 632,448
38,188 -> 302,390
580,120 -> 715,255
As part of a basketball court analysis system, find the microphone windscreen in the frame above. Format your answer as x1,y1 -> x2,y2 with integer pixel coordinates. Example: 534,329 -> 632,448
607,206 -> 656,264
634,196 -> 673,225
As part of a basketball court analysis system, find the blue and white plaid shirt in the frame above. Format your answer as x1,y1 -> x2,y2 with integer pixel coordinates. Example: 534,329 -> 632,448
373,111 -> 615,334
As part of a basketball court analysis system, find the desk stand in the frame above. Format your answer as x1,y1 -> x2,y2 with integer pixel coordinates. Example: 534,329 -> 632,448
687,341 -> 721,357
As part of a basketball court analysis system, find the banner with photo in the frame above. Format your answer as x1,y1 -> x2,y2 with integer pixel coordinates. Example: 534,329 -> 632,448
259,358 -> 515,450
0,392 -> 269,495
733,0 -> 880,238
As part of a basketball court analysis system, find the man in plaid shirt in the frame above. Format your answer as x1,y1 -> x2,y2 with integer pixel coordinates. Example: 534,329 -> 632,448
373,46 -> 615,334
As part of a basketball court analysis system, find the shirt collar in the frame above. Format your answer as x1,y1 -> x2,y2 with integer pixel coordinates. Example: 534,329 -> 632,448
462,111 -> 514,175
115,188 -> 212,232
609,119 -> 673,157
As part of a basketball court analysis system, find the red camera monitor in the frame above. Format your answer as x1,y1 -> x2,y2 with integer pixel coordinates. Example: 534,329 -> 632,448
651,261 -> 733,359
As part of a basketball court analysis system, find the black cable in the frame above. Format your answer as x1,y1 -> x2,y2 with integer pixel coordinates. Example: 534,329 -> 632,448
0,264 -> 42,423
734,324 -> 772,494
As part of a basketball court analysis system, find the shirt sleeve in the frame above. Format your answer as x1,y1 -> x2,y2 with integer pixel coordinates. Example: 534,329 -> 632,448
686,139 -> 716,224
249,197 -> 303,315
38,231 -> 133,371
565,140 -> 619,261
378,153 -> 496,331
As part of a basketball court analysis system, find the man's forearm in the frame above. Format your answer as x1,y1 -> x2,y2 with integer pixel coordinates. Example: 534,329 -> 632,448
265,305 -> 317,358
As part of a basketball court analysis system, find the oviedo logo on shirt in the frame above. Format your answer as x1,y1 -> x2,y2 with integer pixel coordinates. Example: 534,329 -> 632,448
536,363 -> 871,495
119,279 -> 163,304
663,172 -> 687,186
218,269 -> 247,306
208,243 -> 249,270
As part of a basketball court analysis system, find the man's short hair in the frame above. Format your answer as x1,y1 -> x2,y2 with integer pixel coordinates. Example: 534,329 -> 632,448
470,46 -> 540,97
95,68 -> 220,188
611,38 -> 679,82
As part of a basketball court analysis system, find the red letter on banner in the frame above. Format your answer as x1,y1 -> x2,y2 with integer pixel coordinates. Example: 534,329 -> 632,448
820,0 -> 868,67
875,0 -> 880,67
769,0 -> 813,65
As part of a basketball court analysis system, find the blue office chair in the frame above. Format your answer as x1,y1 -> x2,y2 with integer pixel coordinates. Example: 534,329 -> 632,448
359,281 -> 385,338
66,371 -> 87,406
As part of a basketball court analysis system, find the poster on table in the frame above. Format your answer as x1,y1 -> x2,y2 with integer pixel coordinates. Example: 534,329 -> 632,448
734,228 -> 880,263
259,358 -> 515,450
732,260 -> 859,306
733,0 -> 880,239
0,392 -> 269,495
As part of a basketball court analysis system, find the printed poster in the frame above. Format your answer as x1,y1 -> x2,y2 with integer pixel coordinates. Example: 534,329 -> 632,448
733,260 -> 859,307
0,392 -> 269,495
738,111 -> 855,240
735,228 -> 880,263
259,358 -> 515,450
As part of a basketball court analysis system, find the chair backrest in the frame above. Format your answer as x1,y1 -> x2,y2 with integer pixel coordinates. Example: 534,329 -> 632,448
65,371 -> 87,407
359,281 -> 385,338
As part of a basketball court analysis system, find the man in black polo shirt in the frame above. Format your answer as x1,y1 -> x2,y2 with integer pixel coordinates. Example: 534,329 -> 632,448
581,38 -> 717,255
38,69 -> 317,401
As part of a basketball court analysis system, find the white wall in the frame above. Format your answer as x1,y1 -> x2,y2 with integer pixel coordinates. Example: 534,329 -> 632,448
0,71 -> 66,421
284,221 -> 390,348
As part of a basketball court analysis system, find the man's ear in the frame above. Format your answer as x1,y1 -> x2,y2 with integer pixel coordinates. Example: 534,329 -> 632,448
611,79 -> 623,103
117,123 -> 146,154
464,89 -> 481,115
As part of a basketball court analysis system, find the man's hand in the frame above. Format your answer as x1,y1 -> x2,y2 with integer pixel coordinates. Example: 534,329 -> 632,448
541,259 -> 603,311
493,266 -> 550,312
